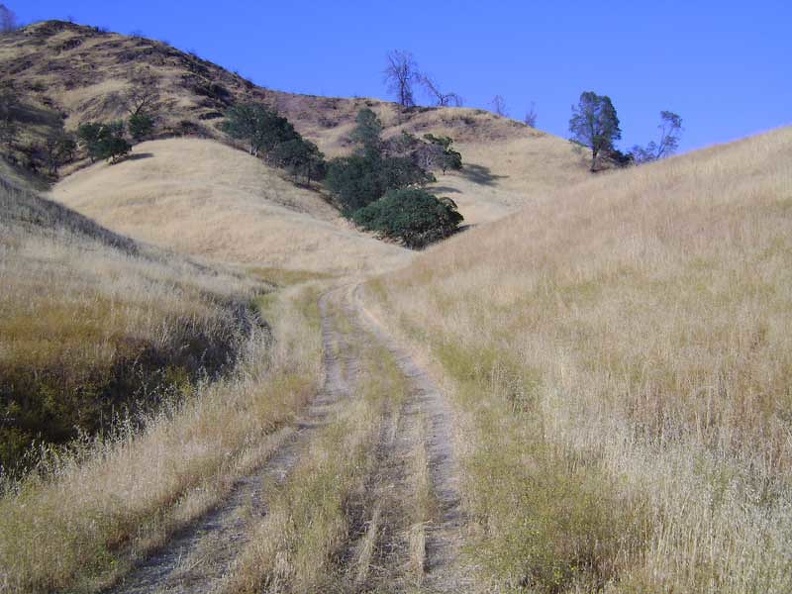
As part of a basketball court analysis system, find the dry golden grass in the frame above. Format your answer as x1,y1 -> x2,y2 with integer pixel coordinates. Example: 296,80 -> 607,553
0,272 -> 324,594
1,177 -> 334,592
0,178 -> 264,470
50,137 -> 413,275
365,126 -> 792,592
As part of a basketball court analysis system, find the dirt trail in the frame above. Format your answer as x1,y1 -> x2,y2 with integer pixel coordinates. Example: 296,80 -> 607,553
349,285 -> 470,592
104,284 -> 468,593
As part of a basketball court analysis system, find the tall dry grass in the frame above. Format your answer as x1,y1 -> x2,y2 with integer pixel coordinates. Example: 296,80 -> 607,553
366,127 -> 792,592
0,277 -> 324,593
1,178 -> 261,472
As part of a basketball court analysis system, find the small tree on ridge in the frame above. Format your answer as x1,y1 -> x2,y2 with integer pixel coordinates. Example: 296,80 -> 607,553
569,91 -> 622,171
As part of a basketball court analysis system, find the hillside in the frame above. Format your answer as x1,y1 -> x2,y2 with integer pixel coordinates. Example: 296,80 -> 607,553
50,137 -> 412,274
11,15 -> 784,594
1,20 -> 587,225
364,125 -> 792,592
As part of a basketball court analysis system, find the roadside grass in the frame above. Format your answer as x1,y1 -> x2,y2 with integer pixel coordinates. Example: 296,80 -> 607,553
364,127 -> 792,592
0,181 -> 326,594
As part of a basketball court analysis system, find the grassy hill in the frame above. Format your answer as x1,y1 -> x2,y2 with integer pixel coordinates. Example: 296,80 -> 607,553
365,125 -> 792,592
6,15 -> 789,594
49,137 -> 413,274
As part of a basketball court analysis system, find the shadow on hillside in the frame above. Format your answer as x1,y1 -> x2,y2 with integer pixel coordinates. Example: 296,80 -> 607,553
10,102 -> 63,128
126,152 -> 154,161
461,164 -> 507,186
429,185 -> 461,194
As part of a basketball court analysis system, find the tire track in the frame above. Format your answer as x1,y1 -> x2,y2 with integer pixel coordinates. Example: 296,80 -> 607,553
340,284 -> 471,593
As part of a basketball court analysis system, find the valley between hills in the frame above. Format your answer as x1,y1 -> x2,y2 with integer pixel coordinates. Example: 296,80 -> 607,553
1,19 -> 792,594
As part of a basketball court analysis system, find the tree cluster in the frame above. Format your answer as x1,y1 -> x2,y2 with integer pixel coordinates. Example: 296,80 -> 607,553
325,108 -> 463,248
77,121 -> 132,164
352,188 -> 463,249
569,91 -> 683,171
221,102 -> 325,183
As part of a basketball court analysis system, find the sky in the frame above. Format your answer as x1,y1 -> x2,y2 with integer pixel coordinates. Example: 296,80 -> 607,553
14,0 -> 792,154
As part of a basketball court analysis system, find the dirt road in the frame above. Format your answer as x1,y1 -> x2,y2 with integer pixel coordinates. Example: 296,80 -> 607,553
105,283 -> 467,594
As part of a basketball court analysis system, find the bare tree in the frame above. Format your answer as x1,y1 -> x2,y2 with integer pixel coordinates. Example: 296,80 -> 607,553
524,101 -> 537,127
124,68 -> 161,116
630,111 -> 683,163
491,95 -> 508,117
420,74 -> 463,107
0,4 -> 17,34
384,50 -> 420,108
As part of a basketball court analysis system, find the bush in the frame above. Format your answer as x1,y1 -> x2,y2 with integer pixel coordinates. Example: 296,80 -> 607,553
351,188 -> 462,248
268,137 -> 326,183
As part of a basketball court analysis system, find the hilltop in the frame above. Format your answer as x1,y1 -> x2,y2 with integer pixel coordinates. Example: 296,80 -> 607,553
1,20 -> 589,225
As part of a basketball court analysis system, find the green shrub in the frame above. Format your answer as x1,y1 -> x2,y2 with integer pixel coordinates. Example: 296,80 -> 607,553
351,187 -> 462,248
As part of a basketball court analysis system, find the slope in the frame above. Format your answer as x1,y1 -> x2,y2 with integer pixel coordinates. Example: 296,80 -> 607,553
364,126 -> 792,592
50,137 -> 412,274
0,175 -> 260,472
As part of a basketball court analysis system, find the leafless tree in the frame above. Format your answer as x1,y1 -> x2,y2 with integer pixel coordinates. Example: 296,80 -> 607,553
0,4 -> 17,34
491,95 -> 509,117
384,50 -> 420,108
420,74 -> 463,107
124,68 -> 161,116
524,101 -> 537,127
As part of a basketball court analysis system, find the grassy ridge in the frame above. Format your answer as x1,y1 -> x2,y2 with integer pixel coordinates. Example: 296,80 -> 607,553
365,127 -> 792,592
0,177 -> 260,473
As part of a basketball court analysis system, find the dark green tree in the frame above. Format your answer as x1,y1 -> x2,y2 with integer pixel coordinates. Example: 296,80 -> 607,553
269,137 -> 326,183
350,107 -> 383,158
43,130 -> 77,175
128,112 -> 154,142
77,121 -> 131,164
423,134 -> 463,172
221,103 -> 299,157
569,91 -> 622,170
352,188 -> 463,248
325,155 -> 384,213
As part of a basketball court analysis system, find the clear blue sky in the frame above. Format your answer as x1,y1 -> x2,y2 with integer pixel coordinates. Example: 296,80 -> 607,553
14,1 -> 792,154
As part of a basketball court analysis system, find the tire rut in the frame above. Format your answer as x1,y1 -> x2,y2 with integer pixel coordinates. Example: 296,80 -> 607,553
341,284 -> 471,593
